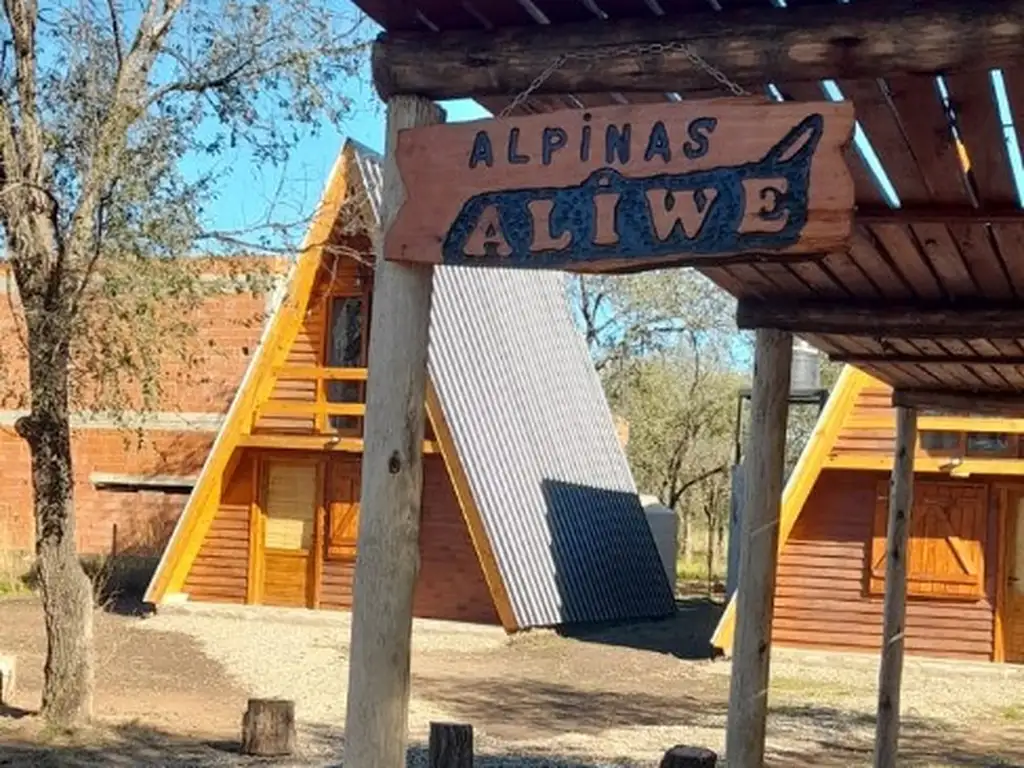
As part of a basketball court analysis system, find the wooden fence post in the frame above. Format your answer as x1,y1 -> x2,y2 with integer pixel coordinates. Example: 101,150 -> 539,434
0,655 -> 15,707
342,95 -> 446,768
660,745 -> 717,767
873,405 -> 917,768
429,722 -> 473,768
240,698 -> 295,756
725,328 -> 792,767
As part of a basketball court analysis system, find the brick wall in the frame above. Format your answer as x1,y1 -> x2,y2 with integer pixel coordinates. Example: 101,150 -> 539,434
0,427 -> 214,554
0,257 -> 279,556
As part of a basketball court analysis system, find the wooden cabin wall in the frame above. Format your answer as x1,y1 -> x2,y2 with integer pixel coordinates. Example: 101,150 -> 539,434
320,454 -> 498,624
183,453 -> 254,603
252,301 -> 324,434
414,454 -> 499,624
774,469 -> 996,661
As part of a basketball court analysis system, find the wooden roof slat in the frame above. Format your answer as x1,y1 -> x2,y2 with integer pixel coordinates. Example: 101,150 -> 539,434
778,80 -> 889,207
938,339 -> 1014,389
883,75 -> 1011,300
846,228 -> 915,300
868,224 -> 945,300
814,250 -> 883,300
749,263 -> 817,298
963,340 -> 1024,388
783,259 -> 855,299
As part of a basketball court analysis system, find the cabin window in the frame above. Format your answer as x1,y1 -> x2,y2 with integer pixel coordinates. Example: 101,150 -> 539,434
263,463 -> 317,551
325,295 -> 366,432
966,432 -> 1015,458
919,430 -> 962,456
868,480 -> 987,601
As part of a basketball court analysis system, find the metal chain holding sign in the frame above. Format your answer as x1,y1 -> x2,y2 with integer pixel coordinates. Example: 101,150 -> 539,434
499,41 -> 750,118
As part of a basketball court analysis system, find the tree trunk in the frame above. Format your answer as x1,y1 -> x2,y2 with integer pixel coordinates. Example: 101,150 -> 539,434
706,514 -> 715,596
681,507 -> 692,562
16,312 -> 94,727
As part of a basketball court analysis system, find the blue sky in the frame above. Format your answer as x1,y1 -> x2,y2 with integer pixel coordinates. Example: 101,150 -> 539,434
200,3 -> 491,241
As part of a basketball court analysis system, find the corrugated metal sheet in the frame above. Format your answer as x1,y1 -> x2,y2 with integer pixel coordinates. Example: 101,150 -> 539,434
350,141 -> 675,629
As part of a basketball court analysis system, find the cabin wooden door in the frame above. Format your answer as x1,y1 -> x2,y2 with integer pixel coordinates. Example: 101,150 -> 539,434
260,460 -> 321,608
1002,490 -> 1024,662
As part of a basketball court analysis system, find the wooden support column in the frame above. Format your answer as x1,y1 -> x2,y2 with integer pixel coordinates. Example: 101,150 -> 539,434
873,405 -> 917,768
725,328 -> 792,767
342,95 -> 445,768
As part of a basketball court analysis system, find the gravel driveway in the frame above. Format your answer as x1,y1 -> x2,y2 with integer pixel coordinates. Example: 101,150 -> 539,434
5,597 -> 1024,766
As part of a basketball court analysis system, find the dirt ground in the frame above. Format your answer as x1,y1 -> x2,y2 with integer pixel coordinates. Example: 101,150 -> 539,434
3,596 -> 1024,767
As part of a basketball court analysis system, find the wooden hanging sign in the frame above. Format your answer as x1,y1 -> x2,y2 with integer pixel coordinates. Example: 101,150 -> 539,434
384,100 -> 855,273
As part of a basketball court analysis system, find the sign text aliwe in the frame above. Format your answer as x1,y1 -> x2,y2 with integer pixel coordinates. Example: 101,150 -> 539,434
384,100 -> 855,273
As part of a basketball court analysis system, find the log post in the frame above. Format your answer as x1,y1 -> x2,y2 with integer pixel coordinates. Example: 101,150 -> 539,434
240,698 -> 295,756
660,745 -> 718,767
725,328 -> 792,767
342,95 -> 445,768
0,655 -> 15,707
873,405 -> 917,768
428,722 -> 473,768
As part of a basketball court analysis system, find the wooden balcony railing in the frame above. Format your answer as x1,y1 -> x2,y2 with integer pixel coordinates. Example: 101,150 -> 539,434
246,365 -> 439,453
253,366 -> 367,434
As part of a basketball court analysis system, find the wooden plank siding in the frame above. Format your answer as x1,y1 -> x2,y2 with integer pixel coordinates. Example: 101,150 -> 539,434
320,454 -> 498,624
775,469 -> 997,661
183,455 -> 254,604
183,449 -> 497,623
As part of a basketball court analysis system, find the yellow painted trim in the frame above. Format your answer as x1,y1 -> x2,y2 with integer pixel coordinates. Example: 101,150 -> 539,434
825,454 -> 1024,476
847,415 -> 1024,434
144,145 -> 356,604
238,434 -> 439,454
426,380 -> 518,631
710,365 -> 869,652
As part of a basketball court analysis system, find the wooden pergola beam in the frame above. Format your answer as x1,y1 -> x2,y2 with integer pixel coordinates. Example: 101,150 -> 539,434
856,204 -> 1024,225
892,389 -> 1024,417
831,354 -> 1024,365
372,0 -> 1024,100
736,300 -> 1024,338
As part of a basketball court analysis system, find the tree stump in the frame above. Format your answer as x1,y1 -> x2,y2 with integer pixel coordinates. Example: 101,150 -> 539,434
240,698 -> 295,756
660,745 -> 718,767
0,655 -> 14,707
428,722 -> 473,768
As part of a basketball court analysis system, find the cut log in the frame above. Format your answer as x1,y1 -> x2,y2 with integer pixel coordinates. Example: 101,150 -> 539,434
341,95 -> 445,768
725,328 -> 792,767
240,698 -> 295,756
873,407 -> 917,768
428,722 -> 473,768
371,0 -> 1024,100
0,655 -> 15,706
736,299 -> 1024,338
661,745 -> 718,767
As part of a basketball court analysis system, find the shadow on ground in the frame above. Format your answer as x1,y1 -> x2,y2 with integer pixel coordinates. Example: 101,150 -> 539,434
3,704 -> 1024,767
556,597 -> 724,660
0,719 -> 626,767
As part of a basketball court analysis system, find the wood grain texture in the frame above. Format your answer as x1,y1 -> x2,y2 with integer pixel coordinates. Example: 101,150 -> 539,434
874,406 -> 917,768
726,328 -> 792,768
385,101 -> 854,272
371,1 -> 1024,99
428,722 -> 473,768
343,95 -> 444,768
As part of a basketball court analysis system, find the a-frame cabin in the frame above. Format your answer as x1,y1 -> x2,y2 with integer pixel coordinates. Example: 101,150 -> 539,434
144,140 -> 674,631
714,366 -> 1024,663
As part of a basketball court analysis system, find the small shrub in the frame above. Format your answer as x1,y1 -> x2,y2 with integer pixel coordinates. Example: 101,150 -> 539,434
21,553 -> 157,608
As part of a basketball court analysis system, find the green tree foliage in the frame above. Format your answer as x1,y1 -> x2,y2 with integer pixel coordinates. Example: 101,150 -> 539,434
571,270 -> 841,591
571,270 -> 745,578
0,0 -> 367,726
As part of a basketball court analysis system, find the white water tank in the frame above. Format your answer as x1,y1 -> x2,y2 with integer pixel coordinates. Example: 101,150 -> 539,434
639,494 -> 678,591
791,338 -> 821,391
